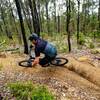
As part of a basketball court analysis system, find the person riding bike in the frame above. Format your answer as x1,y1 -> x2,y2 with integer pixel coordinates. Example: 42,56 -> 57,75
29,33 -> 57,67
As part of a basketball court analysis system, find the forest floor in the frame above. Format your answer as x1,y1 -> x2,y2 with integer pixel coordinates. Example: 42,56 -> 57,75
0,49 -> 100,100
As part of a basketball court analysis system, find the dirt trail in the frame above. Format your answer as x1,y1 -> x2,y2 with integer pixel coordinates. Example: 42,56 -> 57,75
0,53 -> 100,100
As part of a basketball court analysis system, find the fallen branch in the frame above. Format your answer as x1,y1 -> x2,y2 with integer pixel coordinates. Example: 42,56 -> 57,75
4,48 -> 19,51
0,48 -> 19,52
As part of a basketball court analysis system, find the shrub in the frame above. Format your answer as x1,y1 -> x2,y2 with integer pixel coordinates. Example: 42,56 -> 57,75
91,49 -> 100,54
8,82 -> 54,100
89,43 -> 95,49
31,85 -> 54,100
79,37 -> 85,45
75,33 -> 85,45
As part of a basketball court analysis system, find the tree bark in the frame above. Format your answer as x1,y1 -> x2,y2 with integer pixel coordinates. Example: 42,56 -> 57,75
25,0 -> 33,33
0,2 -> 12,39
98,0 -> 100,31
37,0 -> 43,32
28,0 -> 40,36
19,0 -> 32,34
82,0 -> 86,34
33,0 -> 40,36
77,0 -> 80,44
8,0 -> 19,34
66,0 -> 71,52
45,0 -> 50,33
14,0 -> 28,54
57,14 -> 60,33
54,0 -> 57,32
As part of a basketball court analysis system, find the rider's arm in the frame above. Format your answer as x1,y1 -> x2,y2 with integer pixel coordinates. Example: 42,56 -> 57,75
32,47 -> 40,66
32,56 -> 40,66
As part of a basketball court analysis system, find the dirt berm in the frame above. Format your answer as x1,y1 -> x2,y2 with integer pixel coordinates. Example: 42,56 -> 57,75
65,57 -> 100,87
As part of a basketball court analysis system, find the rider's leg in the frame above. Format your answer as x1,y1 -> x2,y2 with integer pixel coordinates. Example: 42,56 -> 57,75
39,56 -> 56,67
39,56 -> 50,67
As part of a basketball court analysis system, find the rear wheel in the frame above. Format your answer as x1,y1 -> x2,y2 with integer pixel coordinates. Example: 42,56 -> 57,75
50,57 -> 68,66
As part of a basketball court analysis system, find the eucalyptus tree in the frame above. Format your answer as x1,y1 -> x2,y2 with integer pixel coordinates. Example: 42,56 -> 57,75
0,0 -> 13,39
66,0 -> 71,52
36,0 -> 43,32
33,0 -> 40,35
14,0 -> 28,54
7,0 -> 19,34
45,0 -> 50,33
19,0 -> 32,34
24,0 -> 34,32
77,0 -> 80,44
98,0 -> 100,31
28,0 -> 40,35
57,13 -> 60,33
51,0 -> 57,32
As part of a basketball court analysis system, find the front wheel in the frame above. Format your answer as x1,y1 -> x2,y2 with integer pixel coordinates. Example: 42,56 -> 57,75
19,59 -> 34,67
50,57 -> 68,66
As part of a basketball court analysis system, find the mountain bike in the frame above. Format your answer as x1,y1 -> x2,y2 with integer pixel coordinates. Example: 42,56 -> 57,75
19,46 -> 68,67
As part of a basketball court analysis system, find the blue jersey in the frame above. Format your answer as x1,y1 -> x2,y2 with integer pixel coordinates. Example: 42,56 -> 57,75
35,38 -> 57,57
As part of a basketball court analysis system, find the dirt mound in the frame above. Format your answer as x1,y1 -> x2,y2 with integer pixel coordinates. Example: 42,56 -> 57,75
65,57 -> 100,87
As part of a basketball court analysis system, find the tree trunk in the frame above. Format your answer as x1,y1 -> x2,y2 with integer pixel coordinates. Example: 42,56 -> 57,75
45,0 -> 50,33
77,0 -> 80,44
33,0 -> 40,36
57,14 -> 60,33
8,0 -> 22,44
54,0 -> 57,32
0,2 -> 12,39
19,0 -> 32,34
14,0 -> 28,54
82,0 -> 86,35
66,0 -> 71,52
0,23 -> 3,33
98,0 -> 100,31
37,0 -> 43,32
28,0 -> 40,36
8,0 -> 19,34
25,0 -> 33,33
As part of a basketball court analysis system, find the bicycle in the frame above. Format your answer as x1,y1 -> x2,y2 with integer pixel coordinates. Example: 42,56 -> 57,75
19,46 -> 68,67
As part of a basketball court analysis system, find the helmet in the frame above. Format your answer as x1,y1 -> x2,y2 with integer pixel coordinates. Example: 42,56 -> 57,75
29,33 -> 39,41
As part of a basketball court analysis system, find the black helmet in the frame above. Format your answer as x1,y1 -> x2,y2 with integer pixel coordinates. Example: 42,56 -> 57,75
29,33 -> 39,41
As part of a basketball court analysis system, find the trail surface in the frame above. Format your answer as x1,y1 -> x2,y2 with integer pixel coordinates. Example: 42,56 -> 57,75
0,52 -> 100,100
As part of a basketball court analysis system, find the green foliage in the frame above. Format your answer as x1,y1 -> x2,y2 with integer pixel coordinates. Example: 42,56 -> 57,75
79,38 -> 85,45
78,33 -> 85,45
89,42 -> 95,49
48,33 -> 68,53
31,85 -> 54,100
91,49 -> 100,54
8,82 -> 54,100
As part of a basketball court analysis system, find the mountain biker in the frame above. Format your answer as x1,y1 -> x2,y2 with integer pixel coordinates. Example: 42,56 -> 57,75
29,33 -> 57,67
